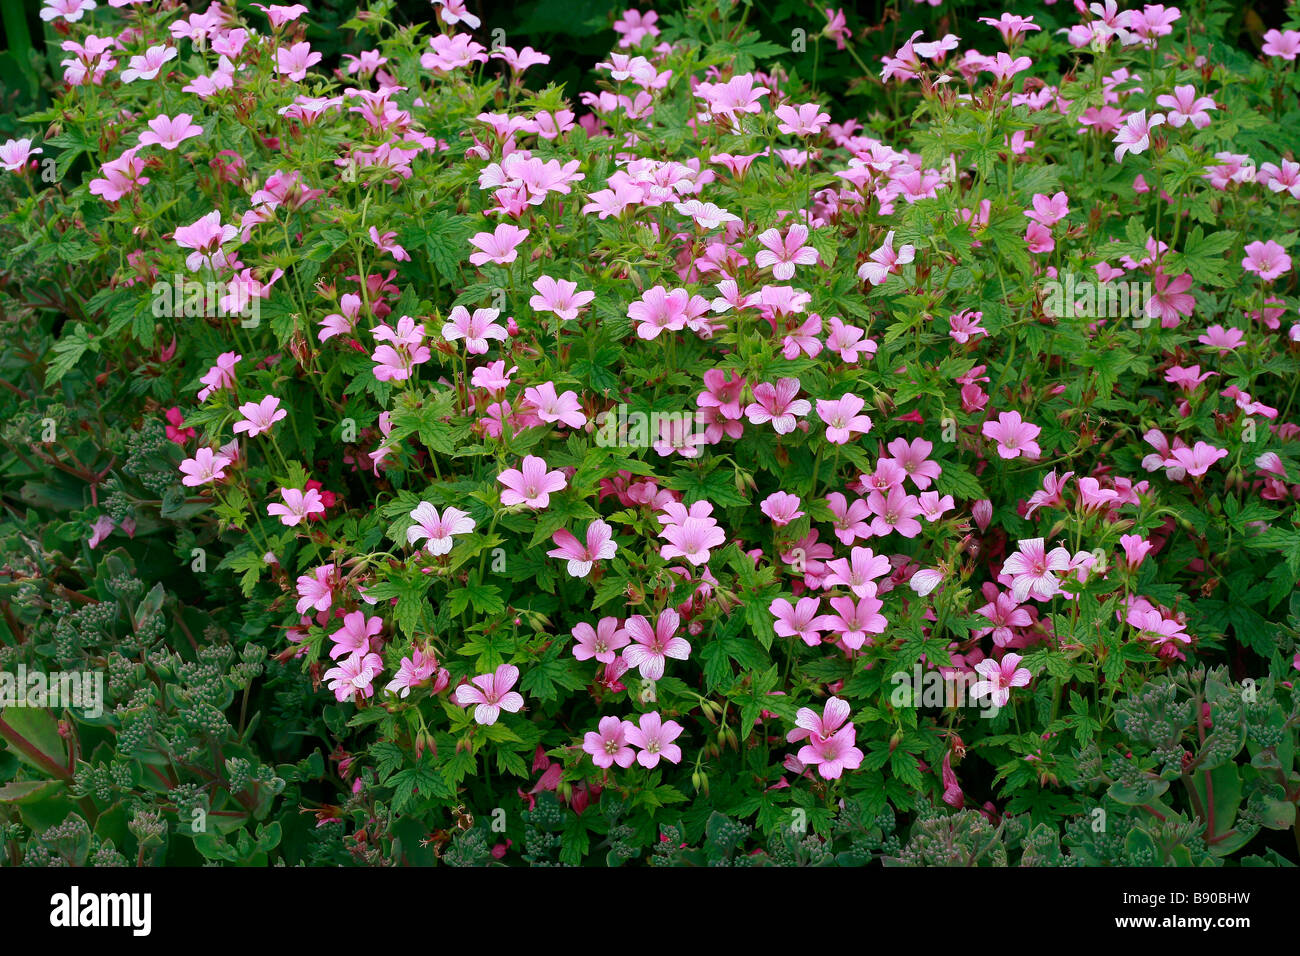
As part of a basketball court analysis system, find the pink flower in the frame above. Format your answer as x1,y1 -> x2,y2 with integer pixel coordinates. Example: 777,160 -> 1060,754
498,455 -> 567,508
1024,191 -> 1069,226
571,618 -> 630,664
0,137 -> 42,172
788,697 -> 862,780
275,41 -> 321,81
882,437 -> 941,489
529,275 -> 595,320
267,487 -> 325,526
1169,441 -> 1228,478
295,564 -> 335,613
584,716 -> 637,769
468,223 -> 529,266
232,395 -> 287,437
1120,534 -> 1154,570
369,226 -> 410,262
138,113 -> 203,151
385,648 -> 447,698
455,664 -> 524,725
327,611 -> 383,660
1113,110 -> 1165,161
866,486 -> 924,538
624,711 -> 684,768
523,381 -> 587,429
1262,28 -> 1300,59
775,103 -> 831,136
179,447 -> 231,486
826,593 -> 887,649
761,491 -> 804,525
1241,240 -> 1292,282
1155,85 -> 1216,129
323,651 -> 384,702
197,352 -> 240,401
629,285 -> 689,340
745,378 -> 811,434
971,653 -> 1032,707
816,393 -> 873,444
673,200 -> 740,230
948,309 -> 987,343
442,306 -> 506,354
755,224 -> 819,280
174,211 -> 238,271
982,411 -> 1042,459
623,609 -> 691,681
1002,538 -> 1072,602
548,520 -> 618,577
857,230 -> 915,285
658,506 -> 726,565
770,597 -> 835,646
975,589 -> 1032,646
407,502 -> 476,555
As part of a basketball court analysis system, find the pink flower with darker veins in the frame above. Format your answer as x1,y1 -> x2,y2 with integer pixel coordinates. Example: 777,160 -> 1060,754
530,276 -> 595,320
571,617 -> 629,664
788,697 -> 863,779
275,41 -> 321,81
524,381 -> 587,428
498,455 -> 568,509
760,491 -> 804,526
407,502 -> 475,555
623,609 -> 691,681
179,447 -> 231,486
625,711 -> 684,768
442,306 -> 506,354
982,411 -> 1042,459
1241,241 -> 1292,282
232,395 -> 287,438
857,230 -> 915,285
1169,441 -> 1228,478
970,654 -> 1032,707
174,211 -> 238,271
1113,110 -> 1165,161
770,597 -> 836,646
267,487 -> 325,526
295,564 -> 335,614
323,651 -> 384,702
816,393 -> 873,444
138,113 -> 203,151
745,378 -> 811,434
584,716 -> 636,769
755,224 -> 820,280
468,223 -> 529,266
548,520 -> 617,577
455,664 -> 524,725
1001,537 -> 1072,602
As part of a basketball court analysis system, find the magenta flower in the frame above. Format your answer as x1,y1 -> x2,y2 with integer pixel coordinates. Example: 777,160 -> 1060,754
197,351 -> 241,401
982,411 -> 1042,459
1169,441 -> 1228,478
232,395 -> 287,438
468,223 -> 529,266
629,285 -> 689,340
624,711 -> 684,768
816,393 -> 873,444
385,648 -> 447,699
755,224 -> 819,280
825,594 -> 887,649
455,664 -> 524,725
369,226 -> 410,262
971,653 -> 1032,708
857,230 -> 915,285
571,617 -> 630,664
623,609 -> 691,681
327,611 -> 383,660
274,41 -> 322,81
584,716 -> 637,769
658,507 -> 725,566
823,546 -> 891,597
407,502 -> 475,555
547,519 -> 618,577
498,455 -> 568,509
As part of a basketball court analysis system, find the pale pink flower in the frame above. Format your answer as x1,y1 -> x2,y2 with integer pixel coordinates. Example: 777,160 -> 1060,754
1169,441 -> 1228,478
547,520 -> 618,577
1002,538 -> 1072,602
498,455 -> 568,508
407,502 -> 475,555
442,306 -> 506,354
523,382 -> 587,429
138,113 -> 203,151
755,224 -> 820,280
971,654 -> 1032,707
788,697 -> 862,779
1155,85 -> 1216,129
455,664 -> 524,725
1241,240 -> 1292,282
121,45 -> 178,83
623,609 -> 690,681
982,411 -> 1042,459
232,395 -> 287,437
857,230 -> 915,285
816,394 -> 873,444
530,276 -> 595,320
1262,29 -> 1300,60
179,447 -> 231,486
267,487 -> 325,526
761,491 -> 804,525
1113,110 -> 1165,162
468,223 -> 529,266
571,618 -> 630,664
745,378 -> 811,434
584,716 -> 636,769
624,711 -> 684,768
295,564 -> 335,614
323,651 -> 384,702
